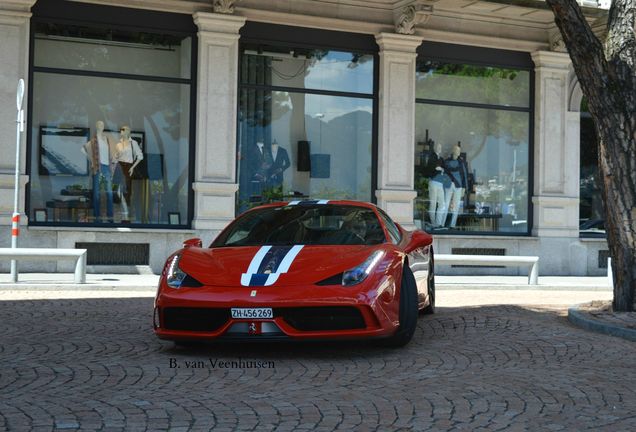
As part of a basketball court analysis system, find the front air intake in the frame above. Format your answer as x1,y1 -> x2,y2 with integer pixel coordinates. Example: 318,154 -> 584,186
162,307 -> 230,332
276,307 -> 365,331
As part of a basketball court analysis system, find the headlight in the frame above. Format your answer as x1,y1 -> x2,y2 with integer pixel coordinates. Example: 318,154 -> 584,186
342,250 -> 384,286
165,254 -> 203,289
166,254 -> 187,288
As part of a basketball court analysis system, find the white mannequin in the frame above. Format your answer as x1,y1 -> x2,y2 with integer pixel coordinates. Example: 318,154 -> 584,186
114,126 -> 143,221
82,120 -> 115,222
428,142 -> 450,227
81,120 -> 112,167
114,126 -> 143,176
445,144 -> 465,227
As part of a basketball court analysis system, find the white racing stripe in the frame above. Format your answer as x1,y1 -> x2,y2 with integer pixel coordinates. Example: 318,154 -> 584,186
264,245 -> 304,286
240,245 -> 271,286
287,200 -> 329,206
240,245 -> 305,286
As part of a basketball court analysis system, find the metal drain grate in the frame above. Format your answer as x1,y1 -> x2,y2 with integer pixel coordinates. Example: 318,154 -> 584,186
76,242 -> 149,265
450,248 -> 506,268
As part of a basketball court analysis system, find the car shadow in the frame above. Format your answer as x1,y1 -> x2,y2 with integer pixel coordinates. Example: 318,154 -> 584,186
0,296 -> 596,363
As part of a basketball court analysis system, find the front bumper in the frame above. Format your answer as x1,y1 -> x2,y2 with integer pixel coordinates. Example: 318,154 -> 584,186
154,279 -> 398,341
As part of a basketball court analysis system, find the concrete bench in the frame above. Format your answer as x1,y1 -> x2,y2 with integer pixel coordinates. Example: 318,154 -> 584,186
0,248 -> 87,283
435,254 -> 539,285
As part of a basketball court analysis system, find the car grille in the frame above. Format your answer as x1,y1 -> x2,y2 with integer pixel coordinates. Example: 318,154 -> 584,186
275,306 -> 366,331
162,307 -> 230,332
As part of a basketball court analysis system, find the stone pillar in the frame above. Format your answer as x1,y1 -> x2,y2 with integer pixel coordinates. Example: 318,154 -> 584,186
0,1 -> 34,226
191,12 -> 245,230
531,51 -> 579,238
375,33 -> 422,228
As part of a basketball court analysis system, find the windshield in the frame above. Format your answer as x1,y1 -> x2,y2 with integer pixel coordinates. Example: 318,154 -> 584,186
212,205 -> 387,247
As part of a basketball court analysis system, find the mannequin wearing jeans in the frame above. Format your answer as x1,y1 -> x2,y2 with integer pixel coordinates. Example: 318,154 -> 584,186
82,120 -> 115,222
444,143 -> 469,227
113,126 -> 143,221
426,142 -> 452,227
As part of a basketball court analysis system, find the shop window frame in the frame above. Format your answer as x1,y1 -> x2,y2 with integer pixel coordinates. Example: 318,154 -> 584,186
414,42 -> 535,237
27,0 -> 197,229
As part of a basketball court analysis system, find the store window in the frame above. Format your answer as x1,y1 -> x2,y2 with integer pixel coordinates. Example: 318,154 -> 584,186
29,17 -> 194,227
414,58 -> 531,234
237,42 -> 375,212
579,98 -> 605,236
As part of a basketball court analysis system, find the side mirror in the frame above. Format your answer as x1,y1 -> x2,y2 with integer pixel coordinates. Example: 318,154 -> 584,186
183,238 -> 203,248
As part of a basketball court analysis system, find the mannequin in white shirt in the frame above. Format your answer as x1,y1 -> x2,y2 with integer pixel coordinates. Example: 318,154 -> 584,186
82,120 -> 115,222
113,125 -> 143,220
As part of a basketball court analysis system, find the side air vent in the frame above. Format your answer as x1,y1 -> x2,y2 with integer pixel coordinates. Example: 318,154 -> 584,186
599,250 -> 610,268
76,242 -> 149,265
450,248 -> 505,268
316,273 -> 343,286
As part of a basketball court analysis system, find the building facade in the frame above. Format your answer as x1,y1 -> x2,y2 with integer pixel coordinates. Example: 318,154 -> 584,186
0,0 -> 610,275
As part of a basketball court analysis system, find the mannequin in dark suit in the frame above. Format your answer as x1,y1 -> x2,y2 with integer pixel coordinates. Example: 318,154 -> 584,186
247,140 -> 273,198
268,140 -> 290,188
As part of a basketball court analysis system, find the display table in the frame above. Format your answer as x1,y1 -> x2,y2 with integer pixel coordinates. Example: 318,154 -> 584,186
46,199 -> 92,222
457,212 -> 502,231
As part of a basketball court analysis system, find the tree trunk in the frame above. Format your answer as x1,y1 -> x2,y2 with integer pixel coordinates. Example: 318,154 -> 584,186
545,0 -> 636,311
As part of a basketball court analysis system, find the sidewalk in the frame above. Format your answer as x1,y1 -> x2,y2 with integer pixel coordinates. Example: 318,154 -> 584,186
0,273 -> 159,291
0,273 -> 613,291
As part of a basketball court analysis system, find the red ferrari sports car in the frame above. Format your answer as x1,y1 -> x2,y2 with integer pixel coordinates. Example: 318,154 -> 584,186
154,200 -> 434,346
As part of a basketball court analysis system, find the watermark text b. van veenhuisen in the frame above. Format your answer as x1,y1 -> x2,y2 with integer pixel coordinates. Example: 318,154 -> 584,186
169,357 -> 275,369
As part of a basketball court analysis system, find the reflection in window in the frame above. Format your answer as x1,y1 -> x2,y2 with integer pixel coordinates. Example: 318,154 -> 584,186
34,23 -> 192,79
241,44 -> 373,94
579,98 -> 605,236
414,61 -> 531,234
416,61 -> 530,108
237,46 -> 374,212
29,23 -> 192,226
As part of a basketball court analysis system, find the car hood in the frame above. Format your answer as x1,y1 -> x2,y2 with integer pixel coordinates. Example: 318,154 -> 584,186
178,244 -> 394,287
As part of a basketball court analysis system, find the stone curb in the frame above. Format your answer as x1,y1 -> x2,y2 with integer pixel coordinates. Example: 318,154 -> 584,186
568,304 -> 636,342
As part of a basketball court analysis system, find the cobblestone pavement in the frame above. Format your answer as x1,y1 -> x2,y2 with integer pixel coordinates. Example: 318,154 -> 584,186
1,292 -> 634,431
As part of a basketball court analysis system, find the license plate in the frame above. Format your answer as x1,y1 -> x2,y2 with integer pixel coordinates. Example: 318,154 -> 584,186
231,308 -> 273,319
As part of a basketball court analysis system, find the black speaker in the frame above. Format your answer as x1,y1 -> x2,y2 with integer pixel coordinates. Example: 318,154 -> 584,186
297,140 -> 311,171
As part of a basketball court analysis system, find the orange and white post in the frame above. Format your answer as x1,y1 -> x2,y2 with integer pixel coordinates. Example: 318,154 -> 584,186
11,79 -> 25,282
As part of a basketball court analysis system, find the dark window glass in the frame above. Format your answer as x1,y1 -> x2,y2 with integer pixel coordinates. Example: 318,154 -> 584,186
377,209 -> 401,244
416,61 -> 529,108
579,99 -> 605,236
213,205 -> 386,246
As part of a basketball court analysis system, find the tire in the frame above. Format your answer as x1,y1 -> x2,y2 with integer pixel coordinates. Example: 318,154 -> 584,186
421,251 -> 435,315
383,263 -> 418,347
